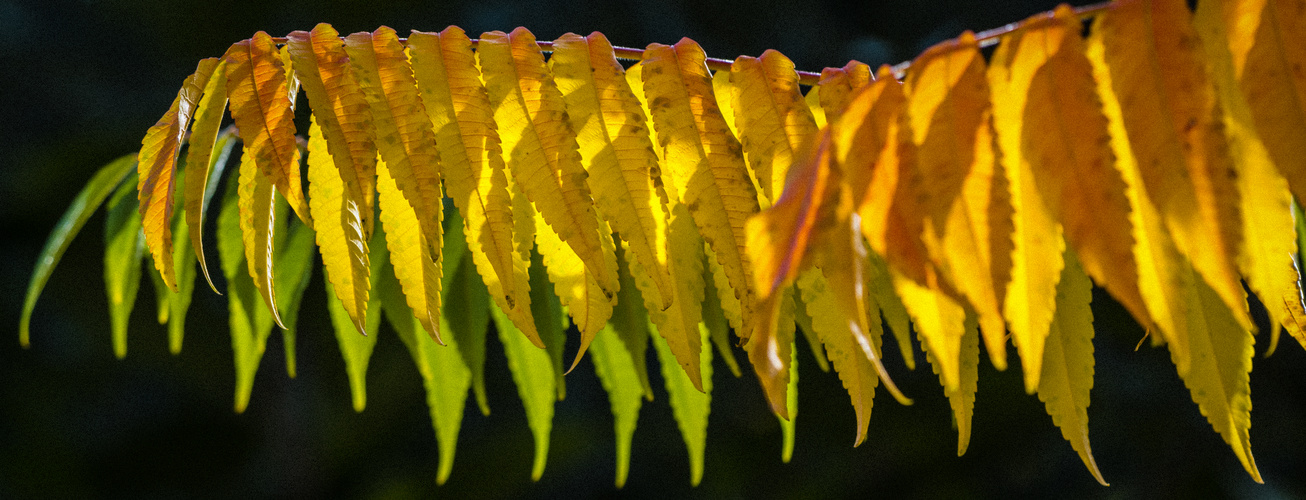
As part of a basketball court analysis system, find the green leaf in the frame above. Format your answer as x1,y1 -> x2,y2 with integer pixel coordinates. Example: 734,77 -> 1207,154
529,248 -> 567,400
148,254 -> 170,326
611,245 -> 654,397
378,257 -> 472,485
327,227 -> 388,413
103,173 -> 145,359
703,271 -> 742,378
589,324 -> 645,488
273,221 -> 317,378
651,318 -> 713,486
21,153 -> 137,347
446,241 -> 492,416
777,344 -> 798,463
491,299 -> 557,481
217,160 -> 275,413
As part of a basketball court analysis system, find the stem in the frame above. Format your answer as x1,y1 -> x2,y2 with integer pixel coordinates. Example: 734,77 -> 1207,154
268,1 -> 1113,87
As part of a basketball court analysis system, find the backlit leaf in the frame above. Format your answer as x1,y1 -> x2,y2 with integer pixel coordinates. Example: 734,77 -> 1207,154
184,62 -> 232,294
223,32 -> 312,226
343,27 -> 443,255
236,125 -> 286,329
408,27 -> 539,345
990,6 -> 1152,340
377,142 -> 445,343
1094,0 -> 1249,328
729,49 -> 820,204
491,298 -> 557,481
651,316 -> 712,486
104,173 -> 145,359
480,28 -> 619,303
641,38 -> 761,353
796,265 -> 882,446
551,32 -> 674,311
217,160 -> 276,413
1037,250 -> 1108,486
138,58 -> 218,292
307,117 -> 372,336
923,312 -> 978,456
286,23 -> 378,236
327,228 -> 388,413
1196,0 -> 1305,353
908,32 -> 1014,373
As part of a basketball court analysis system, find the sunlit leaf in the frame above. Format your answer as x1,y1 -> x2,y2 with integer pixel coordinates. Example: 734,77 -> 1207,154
491,298 -> 557,481
104,173 -> 145,359
327,228 -> 388,413
650,316 -> 712,486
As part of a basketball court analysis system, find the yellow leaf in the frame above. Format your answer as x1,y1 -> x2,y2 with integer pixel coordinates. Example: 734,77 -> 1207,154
1196,0 -> 1305,353
796,265 -> 882,446
408,27 -> 539,345
627,201 -> 707,390
342,27 -> 443,256
729,50 -> 820,204
307,117 -> 371,335
923,312 -> 978,456
1174,264 -> 1263,483
1094,0 -> 1250,328
550,32 -> 674,311
223,32 -> 312,227
236,136 -> 285,329
138,58 -> 218,292
868,250 -> 916,371
479,28 -> 619,301
1089,15 -> 1196,375
1037,250 -> 1108,486
908,33 -> 1014,373
991,6 -> 1153,338
286,23 -> 378,236
815,61 -> 873,125
640,38 -> 761,348
183,59 -> 230,294
894,270 -> 966,392
377,149 -> 445,343
1208,0 -> 1306,213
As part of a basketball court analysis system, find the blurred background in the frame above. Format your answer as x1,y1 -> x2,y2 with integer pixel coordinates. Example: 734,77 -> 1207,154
2,0 -> 1304,497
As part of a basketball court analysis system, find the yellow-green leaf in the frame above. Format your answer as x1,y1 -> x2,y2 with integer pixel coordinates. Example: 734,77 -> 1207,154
378,256 -> 471,485
1037,249 -> 1108,486
589,323 -> 645,488
777,344 -> 798,463
796,265 -> 882,446
610,244 -> 656,397
923,312 -> 978,456
217,161 -> 276,413
20,153 -> 137,347
327,228 -> 387,413
1173,264 -> 1263,482
272,220 -> 316,378
236,123 -> 286,330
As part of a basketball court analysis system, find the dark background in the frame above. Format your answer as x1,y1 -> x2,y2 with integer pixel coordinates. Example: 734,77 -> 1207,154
3,0 -> 1304,497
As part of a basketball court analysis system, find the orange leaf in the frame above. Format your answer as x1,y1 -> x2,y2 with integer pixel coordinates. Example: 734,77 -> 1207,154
223,32 -> 312,228
139,58 -> 219,292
